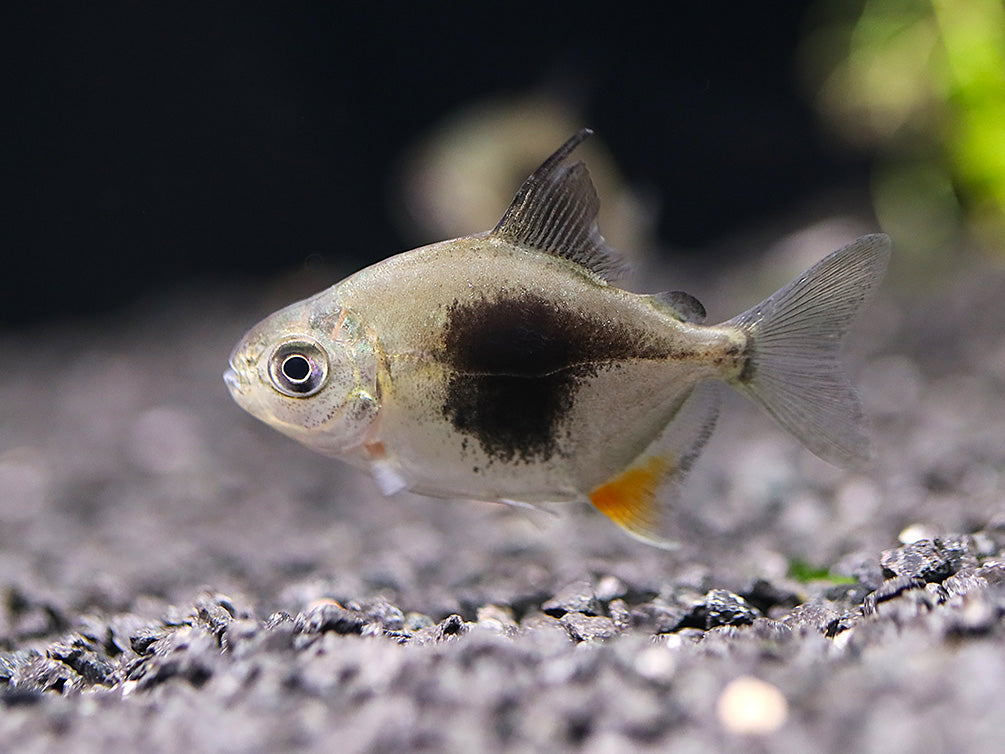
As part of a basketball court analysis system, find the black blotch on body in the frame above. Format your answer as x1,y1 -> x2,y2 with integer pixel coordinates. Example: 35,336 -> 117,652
440,292 -> 666,463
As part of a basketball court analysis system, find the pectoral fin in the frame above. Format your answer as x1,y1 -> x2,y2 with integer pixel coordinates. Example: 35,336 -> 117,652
366,441 -> 409,496
588,384 -> 719,548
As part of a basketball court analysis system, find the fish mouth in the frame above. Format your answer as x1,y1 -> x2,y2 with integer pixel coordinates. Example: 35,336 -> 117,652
223,366 -> 247,396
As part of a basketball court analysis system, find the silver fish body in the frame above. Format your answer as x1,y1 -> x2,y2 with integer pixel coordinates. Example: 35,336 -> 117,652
225,129 -> 890,546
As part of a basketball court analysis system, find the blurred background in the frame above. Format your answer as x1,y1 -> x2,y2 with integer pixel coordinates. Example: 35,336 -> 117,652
5,0 -> 1004,328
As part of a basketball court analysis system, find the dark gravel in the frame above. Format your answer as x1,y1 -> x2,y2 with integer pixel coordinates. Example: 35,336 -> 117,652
1,232 -> 1004,752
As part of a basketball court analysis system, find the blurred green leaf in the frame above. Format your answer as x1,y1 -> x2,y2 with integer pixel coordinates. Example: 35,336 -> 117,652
787,559 -> 857,585
804,0 -> 1005,255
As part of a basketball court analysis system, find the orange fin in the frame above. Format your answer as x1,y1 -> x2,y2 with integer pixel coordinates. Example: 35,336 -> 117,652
590,456 -> 677,548
588,383 -> 720,548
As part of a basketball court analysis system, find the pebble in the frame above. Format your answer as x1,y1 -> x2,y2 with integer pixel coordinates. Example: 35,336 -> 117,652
944,593 -> 999,636
629,600 -> 688,634
476,604 -> 519,636
542,578 -> 602,617
560,613 -> 617,643
295,601 -> 366,635
48,637 -> 116,686
683,589 -> 759,630
899,522 -> 939,545
194,594 -> 236,638
353,598 -> 405,631
862,576 -> 927,616
403,612 -> 435,631
632,644 -> 677,684
607,599 -> 632,631
781,600 -> 841,634
880,539 -> 976,583
594,574 -> 627,602
434,614 -> 468,640
0,650 -> 38,684
716,675 -> 789,735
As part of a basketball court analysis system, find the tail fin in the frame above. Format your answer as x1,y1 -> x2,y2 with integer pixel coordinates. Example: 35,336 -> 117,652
726,234 -> 891,468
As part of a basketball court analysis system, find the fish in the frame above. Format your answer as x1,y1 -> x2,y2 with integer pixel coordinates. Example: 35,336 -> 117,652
224,128 -> 890,548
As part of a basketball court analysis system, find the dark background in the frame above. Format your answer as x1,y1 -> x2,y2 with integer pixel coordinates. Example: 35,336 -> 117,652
6,1 -> 869,326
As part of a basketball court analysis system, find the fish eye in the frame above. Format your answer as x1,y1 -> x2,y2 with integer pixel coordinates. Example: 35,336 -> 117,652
268,339 -> 328,398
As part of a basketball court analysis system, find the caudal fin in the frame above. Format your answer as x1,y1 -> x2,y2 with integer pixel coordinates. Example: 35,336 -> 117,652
726,234 -> 891,467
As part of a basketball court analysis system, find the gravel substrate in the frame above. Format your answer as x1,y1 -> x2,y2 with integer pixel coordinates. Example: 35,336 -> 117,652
1,239 -> 1004,752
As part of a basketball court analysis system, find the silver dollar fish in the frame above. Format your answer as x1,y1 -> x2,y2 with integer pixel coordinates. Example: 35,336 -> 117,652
225,129 -> 890,547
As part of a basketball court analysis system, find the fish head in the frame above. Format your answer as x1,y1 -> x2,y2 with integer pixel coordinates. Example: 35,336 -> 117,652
224,293 -> 381,456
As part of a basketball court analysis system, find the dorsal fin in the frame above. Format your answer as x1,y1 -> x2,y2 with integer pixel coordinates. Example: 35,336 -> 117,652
492,128 -> 628,282
650,291 -> 707,323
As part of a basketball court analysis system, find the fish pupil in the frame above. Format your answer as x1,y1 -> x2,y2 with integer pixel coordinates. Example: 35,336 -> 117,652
282,354 -> 312,383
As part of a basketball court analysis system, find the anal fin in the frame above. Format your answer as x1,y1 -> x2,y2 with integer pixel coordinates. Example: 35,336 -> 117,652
590,456 -> 677,548
588,383 -> 719,548
499,498 -> 556,515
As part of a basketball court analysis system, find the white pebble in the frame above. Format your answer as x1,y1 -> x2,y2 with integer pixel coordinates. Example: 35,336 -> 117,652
899,522 -> 937,545
716,675 -> 789,735
633,644 -> 677,683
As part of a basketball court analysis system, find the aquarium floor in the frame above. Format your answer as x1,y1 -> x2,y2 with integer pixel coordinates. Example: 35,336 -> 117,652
2,240 -> 1003,753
